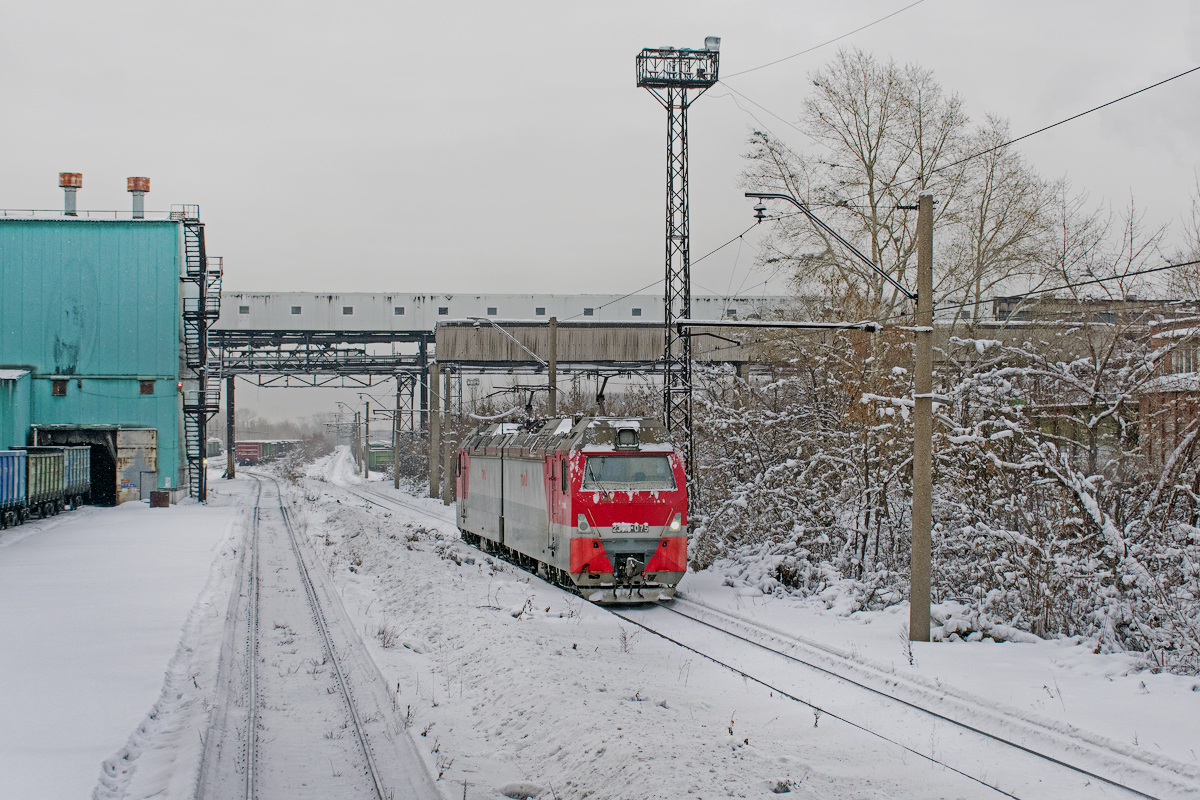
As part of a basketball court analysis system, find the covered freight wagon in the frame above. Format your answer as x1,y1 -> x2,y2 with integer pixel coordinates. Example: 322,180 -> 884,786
17,447 -> 66,518
61,446 -> 90,507
0,450 -> 26,527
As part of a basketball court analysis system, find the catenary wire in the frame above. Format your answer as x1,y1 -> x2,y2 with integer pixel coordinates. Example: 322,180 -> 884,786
722,0 -> 927,79
829,65 -> 1200,208
559,224 -> 760,321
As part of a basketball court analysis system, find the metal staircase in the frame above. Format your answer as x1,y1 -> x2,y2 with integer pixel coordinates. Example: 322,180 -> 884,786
173,206 -> 222,501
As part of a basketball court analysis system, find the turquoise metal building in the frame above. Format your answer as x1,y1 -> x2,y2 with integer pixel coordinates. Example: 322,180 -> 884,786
0,218 -> 182,504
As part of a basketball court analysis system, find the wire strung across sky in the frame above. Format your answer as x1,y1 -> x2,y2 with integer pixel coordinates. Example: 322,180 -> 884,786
559,223 -> 761,322
722,0 -> 926,79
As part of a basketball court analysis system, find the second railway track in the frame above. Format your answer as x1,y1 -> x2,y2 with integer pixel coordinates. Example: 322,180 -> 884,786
196,473 -> 436,800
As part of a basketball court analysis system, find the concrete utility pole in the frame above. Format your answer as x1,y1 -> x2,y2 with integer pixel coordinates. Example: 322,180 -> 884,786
394,382 -> 402,490
225,376 -> 236,479
428,362 -> 441,498
548,316 -> 558,417
364,402 -> 370,478
442,436 -> 454,506
910,193 -> 934,642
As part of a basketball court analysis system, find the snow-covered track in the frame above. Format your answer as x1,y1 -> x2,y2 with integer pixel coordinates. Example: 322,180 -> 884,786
612,601 -> 1191,800
257,473 -> 389,799
199,474 -> 429,800
336,481 -> 458,527
245,492 -> 260,800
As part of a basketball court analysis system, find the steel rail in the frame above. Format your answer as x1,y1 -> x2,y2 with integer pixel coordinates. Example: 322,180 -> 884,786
250,474 -> 389,800
245,490 -> 261,800
610,603 -> 1165,800
336,482 -> 458,527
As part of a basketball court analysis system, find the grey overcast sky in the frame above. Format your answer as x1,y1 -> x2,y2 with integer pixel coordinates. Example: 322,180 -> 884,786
3,0 -> 1199,299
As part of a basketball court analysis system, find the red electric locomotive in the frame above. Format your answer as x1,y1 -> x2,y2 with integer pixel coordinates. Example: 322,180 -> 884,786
456,416 -> 687,602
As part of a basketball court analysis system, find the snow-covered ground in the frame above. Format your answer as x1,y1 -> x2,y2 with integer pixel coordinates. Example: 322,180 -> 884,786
0,487 -> 240,800
2,450 -> 1197,799
314,449 -> 1200,799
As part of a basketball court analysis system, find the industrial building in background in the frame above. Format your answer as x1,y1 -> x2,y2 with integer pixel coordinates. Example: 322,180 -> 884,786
0,174 -> 222,504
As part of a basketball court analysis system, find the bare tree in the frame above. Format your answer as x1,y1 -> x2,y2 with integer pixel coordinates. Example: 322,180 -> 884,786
742,48 -> 1054,328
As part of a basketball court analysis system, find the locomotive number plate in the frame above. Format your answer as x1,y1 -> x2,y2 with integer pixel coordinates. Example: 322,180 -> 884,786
611,522 -> 650,533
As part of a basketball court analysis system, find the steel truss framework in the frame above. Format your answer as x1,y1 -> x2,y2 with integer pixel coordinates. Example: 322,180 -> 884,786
637,44 -> 718,503
209,330 -> 432,388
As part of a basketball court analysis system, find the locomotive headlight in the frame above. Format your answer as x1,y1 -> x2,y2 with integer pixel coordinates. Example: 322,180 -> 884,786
670,513 -> 681,531
577,513 -> 591,533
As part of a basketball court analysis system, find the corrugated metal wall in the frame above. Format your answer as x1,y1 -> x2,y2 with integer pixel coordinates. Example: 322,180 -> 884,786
0,219 -> 181,490
0,372 -> 31,450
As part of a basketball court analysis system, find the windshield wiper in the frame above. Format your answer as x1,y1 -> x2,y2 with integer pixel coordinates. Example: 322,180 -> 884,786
585,461 -> 612,501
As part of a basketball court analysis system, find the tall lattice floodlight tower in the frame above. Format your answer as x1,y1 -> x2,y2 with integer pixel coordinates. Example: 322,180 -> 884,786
636,37 -> 719,502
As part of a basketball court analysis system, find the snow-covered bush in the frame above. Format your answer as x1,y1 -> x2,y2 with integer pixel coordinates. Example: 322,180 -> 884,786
693,315 -> 1200,673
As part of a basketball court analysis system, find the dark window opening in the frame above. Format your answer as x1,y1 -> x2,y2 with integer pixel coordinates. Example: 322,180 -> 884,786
394,306 -> 405,315
238,305 -> 250,315
438,307 -> 449,315
290,306 -> 302,315
139,380 -> 154,395
562,458 -> 568,494
487,307 -> 497,315
583,308 -> 594,316
342,306 -> 354,315
631,308 -> 642,317
535,307 -> 546,316
51,380 -> 67,397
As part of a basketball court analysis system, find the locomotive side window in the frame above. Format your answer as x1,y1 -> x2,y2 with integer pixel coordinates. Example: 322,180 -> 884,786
582,455 -> 675,490
561,458 -> 568,494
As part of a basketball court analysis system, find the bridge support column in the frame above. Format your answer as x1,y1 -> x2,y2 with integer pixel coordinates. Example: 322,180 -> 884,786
225,376 -> 236,478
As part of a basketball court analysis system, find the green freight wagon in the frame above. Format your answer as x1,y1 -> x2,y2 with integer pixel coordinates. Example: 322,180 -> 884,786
367,446 -> 394,471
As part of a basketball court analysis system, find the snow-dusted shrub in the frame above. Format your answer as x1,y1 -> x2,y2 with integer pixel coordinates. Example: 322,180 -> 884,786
693,314 -> 1200,672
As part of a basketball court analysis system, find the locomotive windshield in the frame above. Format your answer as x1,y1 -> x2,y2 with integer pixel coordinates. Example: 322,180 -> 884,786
582,455 -> 676,491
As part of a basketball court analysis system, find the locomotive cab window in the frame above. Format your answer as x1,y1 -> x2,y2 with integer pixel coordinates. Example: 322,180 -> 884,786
51,379 -> 67,397
582,455 -> 675,491
562,458 -> 568,494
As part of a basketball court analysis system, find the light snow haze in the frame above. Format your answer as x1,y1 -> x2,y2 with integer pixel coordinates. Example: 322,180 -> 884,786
2,0 -> 1198,296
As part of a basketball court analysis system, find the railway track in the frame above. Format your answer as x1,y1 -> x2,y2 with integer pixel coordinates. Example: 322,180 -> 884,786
330,474 -> 1195,799
612,601 -> 1196,800
196,474 -> 436,800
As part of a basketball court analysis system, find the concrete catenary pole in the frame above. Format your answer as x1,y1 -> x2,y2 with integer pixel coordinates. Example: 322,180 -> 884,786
225,376 -> 236,479
394,380 -> 402,490
429,362 -> 441,498
442,436 -> 454,505
441,367 -> 453,504
548,316 -> 558,417
910,193 -> 934,642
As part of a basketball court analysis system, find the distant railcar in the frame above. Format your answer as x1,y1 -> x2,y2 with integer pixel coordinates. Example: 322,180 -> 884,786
206,438 -> 224,458
457,417 -> 687,603
236,439 -> 300,466
367,445 -> 394,471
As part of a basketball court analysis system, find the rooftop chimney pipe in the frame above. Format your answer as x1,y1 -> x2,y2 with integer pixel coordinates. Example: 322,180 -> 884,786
127,177 -> 150,219
59,172 -> 82,216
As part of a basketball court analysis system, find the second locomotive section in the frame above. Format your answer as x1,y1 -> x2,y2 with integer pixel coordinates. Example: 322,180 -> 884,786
456,416 -> 687,602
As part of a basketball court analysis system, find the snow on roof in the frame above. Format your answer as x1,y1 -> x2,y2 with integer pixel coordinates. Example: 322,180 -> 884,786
0,369 -> 30,380
1138,371 -> 1200,394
